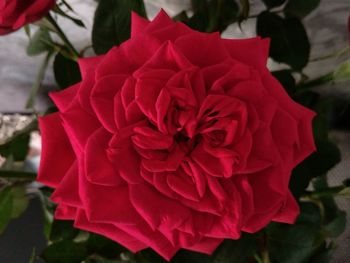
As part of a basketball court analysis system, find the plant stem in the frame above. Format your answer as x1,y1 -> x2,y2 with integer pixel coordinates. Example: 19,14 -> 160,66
310,46 -> 350,62
46,12 -> 79,59
261,249 -> 271,263
305,185 -> 346,199
297,72 -> 334,91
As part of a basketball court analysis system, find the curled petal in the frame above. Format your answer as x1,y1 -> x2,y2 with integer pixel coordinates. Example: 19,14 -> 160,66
38,113 -> 75,188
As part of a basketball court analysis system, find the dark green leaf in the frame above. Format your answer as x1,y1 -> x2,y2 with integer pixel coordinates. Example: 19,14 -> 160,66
324,210 -> 346,237
0,170 -> 37,180
312,98 -> 332,140
92,0 -> 147,55
50,220 -> 80,242
10,185 -> 29,218
313,175 -> 346,237
53,5 -> 86,28
188,0 -> 239,33
0,185 -> 29,234
284,0 -> 320,19
213,233 -> 258,263
0,187 -> 13,233
309,245 -> 333,263
26,28 -> 53,56
53,53 -> 81,89
238,0 -> 250,24
0,131 -> 30,161
87,233 -> 125,258
272,70 -> 296,96
172,250 -> 212,263
262,0 -> 286,8
267,203 -> 323,263
26,51 -> 53,108
290,139 -> 341,198
256,11 -> 310,70
41,240 -> 88,263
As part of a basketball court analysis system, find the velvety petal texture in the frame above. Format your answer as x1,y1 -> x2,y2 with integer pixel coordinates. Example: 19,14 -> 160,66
0,0 -> 55,35
38,10 -> 316,261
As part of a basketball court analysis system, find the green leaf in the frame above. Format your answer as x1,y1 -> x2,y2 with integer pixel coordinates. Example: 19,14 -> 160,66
238,0 -> 250,24
290,139 -> 341,198
338,187 -> 350,198
256,11 -> 310,70
313,175 -> 346,238
0,187 -> 13,234
324,210 -> 346,237
262,0 -> 286,8
87,233 -> 125,258
312,98 -> 332,140
10,185 -> 29,218
284,0 -> 320,19
41,240 -> 88,263
26,28 -> 53,56
53,53 -> 81,89
0,170 -> 37,180
188,0 -> 239,33
172,250 -> 212,263
267,203 -> 323,263
309,244 -> 333,263
0,185 -> 29,234
0,131 -> 30,161
92,0 -> 147,55
333,59 -> 350,81
272,70 -> 296,96
50,220 -> 80,242
213,233 -> 258,263
26,51 -> 53,109
53,5 -> 86,28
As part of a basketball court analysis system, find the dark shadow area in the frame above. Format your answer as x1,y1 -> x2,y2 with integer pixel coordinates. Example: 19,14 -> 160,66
0,196 -> 46,263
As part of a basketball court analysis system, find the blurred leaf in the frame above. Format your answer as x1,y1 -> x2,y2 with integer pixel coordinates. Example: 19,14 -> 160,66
50,220 -> 80,242
333,59 -> 350,81
53,5 -> 85,28
309,246 -> 333,263
213,233 -> 258,263
284,0 -> 320,19
0,187 -> 13,234
26,28 -> 53,56
37,189 -> 55,239
313,175 -> 346,237
87,233 -> 125,258
0,170 -> 37,180
262,0 -> 286,8
10,185 -> 29,218
272,70 -> 296,96
324,210 -> 346,237
86,257 -> 122,263
41,240 -> 88,263
172,250 -> 212,263
188,0 -> 239,33
0,131 -> 30,161
92,0 -> 147,55
338,187 -> 350,198
238,0 -> 250,25
256,11 -> 310,70
267,202 -> 323,263
0,185 -> 29,234
53,53 -> 81,89
26,51 -> 53,108
312,98 -> 332,140
290,139 -> 341,198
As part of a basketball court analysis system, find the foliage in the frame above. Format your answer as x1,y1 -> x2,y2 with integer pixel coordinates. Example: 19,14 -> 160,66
0,0 -> 349,263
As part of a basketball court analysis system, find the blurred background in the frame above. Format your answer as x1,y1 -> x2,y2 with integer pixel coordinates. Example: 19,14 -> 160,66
0,0 -> 349,262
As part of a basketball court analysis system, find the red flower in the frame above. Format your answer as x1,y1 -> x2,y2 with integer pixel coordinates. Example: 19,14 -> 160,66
38,11 -> 316,260
0,0 -> 55,35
